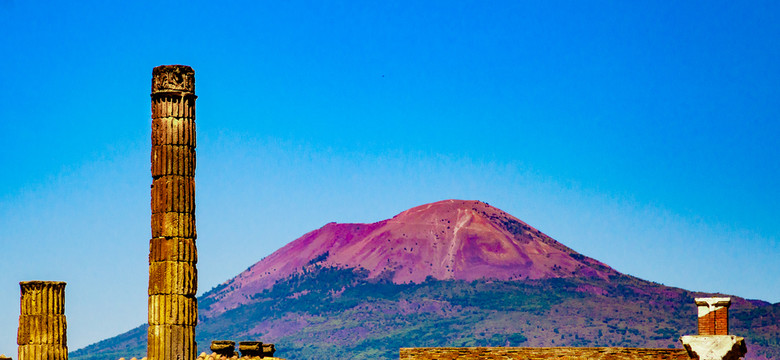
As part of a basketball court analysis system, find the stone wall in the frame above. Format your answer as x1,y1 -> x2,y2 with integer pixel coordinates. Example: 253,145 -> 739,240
399,347 -> 689,360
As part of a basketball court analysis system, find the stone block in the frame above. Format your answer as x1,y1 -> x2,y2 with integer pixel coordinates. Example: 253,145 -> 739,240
262,344 -> 276,357
148,295 -> 197,326
151,117 -> 196,146
152,96 -> 196,120
148,261 -> 197,296
151,145 -> 195,178
210,341 -> 236,357
151,176 -> 195,214
147,324 -> 196,360
151,212 -> 196,239
17,315 -> 66,345
19,281 -> 66,316
18,345 -> 67,360
149,237 -> 197,263
238,342 -> 262,357
152,65 -> 195,94
681,335 -> 747,360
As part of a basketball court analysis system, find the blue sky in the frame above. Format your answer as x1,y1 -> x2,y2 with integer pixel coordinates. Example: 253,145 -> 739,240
1,0 -> 778,354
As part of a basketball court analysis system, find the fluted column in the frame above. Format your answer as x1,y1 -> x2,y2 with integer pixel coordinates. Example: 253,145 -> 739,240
149,65 -> 198,360
17,281 -> 67,360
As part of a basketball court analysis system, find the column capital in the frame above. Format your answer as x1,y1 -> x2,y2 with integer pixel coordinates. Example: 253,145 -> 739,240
152,65 -> 195,95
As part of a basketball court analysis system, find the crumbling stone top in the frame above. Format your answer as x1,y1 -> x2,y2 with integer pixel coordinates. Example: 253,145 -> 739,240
152,65 -> 195,94
19,280 -> 66,287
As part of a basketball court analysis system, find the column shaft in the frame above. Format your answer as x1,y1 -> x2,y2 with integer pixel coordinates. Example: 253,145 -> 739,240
149,65 -> 197,360
17,281 -> 67,360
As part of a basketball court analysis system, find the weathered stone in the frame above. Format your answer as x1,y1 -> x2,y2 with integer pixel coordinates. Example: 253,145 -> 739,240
210,341 -> 236,357
151,176 -> 195,214
17,281 -> 67,360
148,294 -> 197,326
147,325 -> 196,360
152,96 -> 196,121
17,315 -> 67,344
151,212 -> 196,239
152,65 -> 195,94
681,335 -> 747,360
261,344 -> 275,357
238,342 -> 263,357
151,145 -> 196,178
18,281 -> 66,316
148,261 -> 197,296
149,237 -> 197,263
149,65 -> 197,360
17,345 -> 67,360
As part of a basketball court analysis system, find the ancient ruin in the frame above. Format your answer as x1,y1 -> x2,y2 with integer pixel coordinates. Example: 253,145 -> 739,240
17,281 -> 67,360
6,66 -> 749,360
402,297 -> 747,360
680,297 -> 747,360
148,65 -> 198,360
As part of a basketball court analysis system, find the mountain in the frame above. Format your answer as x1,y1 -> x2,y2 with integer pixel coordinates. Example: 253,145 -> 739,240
71,200 -> 780,360
201,200 -> 617,317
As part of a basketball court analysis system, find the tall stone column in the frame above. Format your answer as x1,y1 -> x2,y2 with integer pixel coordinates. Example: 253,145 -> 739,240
17,281 -> 67,360
149,65 -> 198,360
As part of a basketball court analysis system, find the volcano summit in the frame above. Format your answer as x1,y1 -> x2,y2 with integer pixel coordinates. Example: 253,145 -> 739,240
201,200 -> 617,316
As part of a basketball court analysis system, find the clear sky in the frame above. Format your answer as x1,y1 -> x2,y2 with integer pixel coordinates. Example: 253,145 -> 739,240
1,0 -> 778,354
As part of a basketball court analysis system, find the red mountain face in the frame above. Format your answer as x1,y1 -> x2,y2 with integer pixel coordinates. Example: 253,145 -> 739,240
201,200 -> 618,316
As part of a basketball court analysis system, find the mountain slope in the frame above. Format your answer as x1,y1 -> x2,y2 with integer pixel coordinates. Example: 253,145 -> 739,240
202,200 -> 617,316
71,200 -> 780,360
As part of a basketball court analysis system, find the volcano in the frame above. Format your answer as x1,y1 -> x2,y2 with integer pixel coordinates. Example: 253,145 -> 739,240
72,200 -> 780,360
201,200 -> 617,316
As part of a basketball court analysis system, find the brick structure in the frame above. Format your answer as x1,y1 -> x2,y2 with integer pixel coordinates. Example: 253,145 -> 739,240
399,347 -> 689,360
696,297 -> 731,335
400,297 -> 749,360
148,65 -> 198,360
681,297 -> 746,360
17,281 -> 67,360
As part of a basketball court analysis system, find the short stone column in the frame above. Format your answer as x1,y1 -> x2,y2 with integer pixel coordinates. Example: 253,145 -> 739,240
17,281 -> 67,360
210,341 -> 236,357
238,342 -> 263,357
261,344 -> 276,358
148,65 -> 198,360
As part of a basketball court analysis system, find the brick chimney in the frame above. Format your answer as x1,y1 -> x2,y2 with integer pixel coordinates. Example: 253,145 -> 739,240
681,297 -> 746,360
696,297 -> 731,335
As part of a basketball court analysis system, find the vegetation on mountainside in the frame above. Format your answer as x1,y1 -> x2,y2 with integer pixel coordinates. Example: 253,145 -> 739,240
71,266 -> 780,360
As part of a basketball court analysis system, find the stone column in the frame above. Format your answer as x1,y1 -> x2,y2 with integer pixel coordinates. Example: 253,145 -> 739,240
17,281 -> 67,360
149,65 -> 198,360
